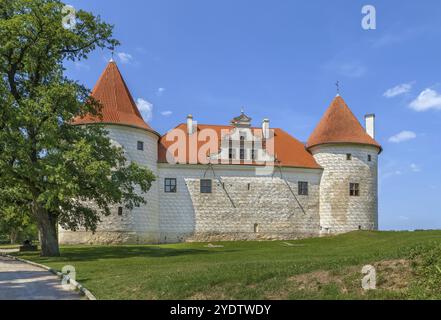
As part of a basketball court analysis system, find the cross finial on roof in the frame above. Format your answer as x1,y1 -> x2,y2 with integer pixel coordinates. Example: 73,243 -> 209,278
109,50 -> 115,62
335,81 -> 340,96
241,107 -> 245,114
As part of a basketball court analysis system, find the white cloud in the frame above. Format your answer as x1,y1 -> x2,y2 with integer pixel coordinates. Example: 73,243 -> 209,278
409,88 -> 441,111
337,62 -> 366,78
399,215 -> 410,221
161,111 -> 173,117
117,52 -> 133,64
157,88 -> 166,96
136,98 -> 153,122
410,163 -> 421,172
383,83 -> 413,98
74,61 -> 90,71
323,60 -> 367,78
388,131 -> 417,143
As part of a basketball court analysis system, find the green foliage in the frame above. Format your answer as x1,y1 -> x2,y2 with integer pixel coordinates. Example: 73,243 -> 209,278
0,208 -> 37,244
0,0 -> 155,255
408,243 -> 441,299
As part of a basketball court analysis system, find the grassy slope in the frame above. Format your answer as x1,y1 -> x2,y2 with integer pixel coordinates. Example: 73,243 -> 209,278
14,231 -> 441,300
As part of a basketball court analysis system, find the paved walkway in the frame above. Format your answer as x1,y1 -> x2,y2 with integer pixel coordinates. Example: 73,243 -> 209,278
0,255 -> 81,300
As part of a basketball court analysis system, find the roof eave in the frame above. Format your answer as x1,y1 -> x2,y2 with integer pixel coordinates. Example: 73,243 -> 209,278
307,141 -> 383,154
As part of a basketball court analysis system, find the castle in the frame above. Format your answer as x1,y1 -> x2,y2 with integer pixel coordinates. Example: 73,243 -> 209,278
59,61 -> 382,245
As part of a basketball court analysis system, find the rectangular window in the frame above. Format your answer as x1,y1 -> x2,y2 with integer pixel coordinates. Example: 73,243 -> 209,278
350,183 -> 360,197
251,149 -> 256,160
164,178 -> 177,193
137,141 -> 144,151
368,155 -> 372,162
346,153 -> 352,161
200,179 -> 212,194
298,181 -> 309,196
118,207 -> 123,216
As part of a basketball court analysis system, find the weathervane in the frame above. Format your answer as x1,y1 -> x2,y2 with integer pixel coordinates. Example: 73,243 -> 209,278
335,81 -> 340,96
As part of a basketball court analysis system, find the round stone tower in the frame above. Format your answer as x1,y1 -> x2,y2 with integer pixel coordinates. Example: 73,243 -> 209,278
59,61 -> 161,244
307,95 -> 382,235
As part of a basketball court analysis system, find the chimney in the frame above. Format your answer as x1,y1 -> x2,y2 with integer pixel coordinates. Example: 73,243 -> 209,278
187,114 -> 195,135
365,114 -> 375,139
262,118 -> 270,139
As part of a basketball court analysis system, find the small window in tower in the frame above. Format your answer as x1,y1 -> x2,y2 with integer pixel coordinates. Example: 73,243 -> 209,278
165,178 -> 177,193
346,153 -> 352,161
137,141 -> 144,151
200,179 -> 212,194
298,182 -> 309,196
254,223 -> 260,233
368,155 -> 372,162
118,207 -> 123,216
350,183 -> 360,197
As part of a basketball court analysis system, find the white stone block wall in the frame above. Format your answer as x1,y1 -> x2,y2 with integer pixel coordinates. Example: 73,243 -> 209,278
310,144 -> 379,235
158,165 -> 322,243
59,125 -> 160,244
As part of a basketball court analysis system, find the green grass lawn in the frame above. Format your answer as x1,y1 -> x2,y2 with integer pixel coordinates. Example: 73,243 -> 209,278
14,231 -> 441,300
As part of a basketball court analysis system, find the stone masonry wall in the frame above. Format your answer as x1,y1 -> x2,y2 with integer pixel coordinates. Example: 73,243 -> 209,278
310,144 -> 379,235
59,125 -> 160,245
158,165 -> 322,243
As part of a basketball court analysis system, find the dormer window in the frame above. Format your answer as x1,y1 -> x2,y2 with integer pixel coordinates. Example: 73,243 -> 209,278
137,141 -> 144,151
240,136 -> 245,160
251,149 -> 256,160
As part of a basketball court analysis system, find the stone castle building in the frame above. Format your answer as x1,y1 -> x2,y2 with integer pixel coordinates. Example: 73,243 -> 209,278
59,61 -> 382,245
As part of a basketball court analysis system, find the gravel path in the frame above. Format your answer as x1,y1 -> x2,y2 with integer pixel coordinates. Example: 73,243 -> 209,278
0,255 -> 81,300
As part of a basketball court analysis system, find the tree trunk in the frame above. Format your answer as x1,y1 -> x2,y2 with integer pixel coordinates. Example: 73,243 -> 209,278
33,202 -> 60,257
10,231 -> 18,244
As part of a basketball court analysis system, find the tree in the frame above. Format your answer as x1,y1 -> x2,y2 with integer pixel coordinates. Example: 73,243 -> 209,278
0,0 -> 156,256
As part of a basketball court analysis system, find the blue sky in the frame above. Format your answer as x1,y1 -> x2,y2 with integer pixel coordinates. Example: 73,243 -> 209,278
65,0 -> 441,231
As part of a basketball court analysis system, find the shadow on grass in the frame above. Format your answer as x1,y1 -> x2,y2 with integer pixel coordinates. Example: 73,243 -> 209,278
18,246 -> 238,263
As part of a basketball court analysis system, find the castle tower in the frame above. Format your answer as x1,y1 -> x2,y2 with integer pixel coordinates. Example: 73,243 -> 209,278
59,61 -> 161,244
307,96 -> 382,235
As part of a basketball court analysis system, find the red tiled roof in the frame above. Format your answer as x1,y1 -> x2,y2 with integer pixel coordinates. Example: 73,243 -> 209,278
73,61 -> 157,134
158,124 -> 321,169
307,96 -> 382,151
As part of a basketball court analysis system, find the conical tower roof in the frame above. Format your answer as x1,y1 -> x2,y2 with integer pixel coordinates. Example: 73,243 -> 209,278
307,95 -> 381,151
73,61 -> 156,134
